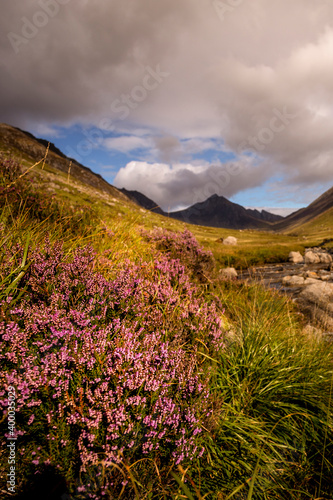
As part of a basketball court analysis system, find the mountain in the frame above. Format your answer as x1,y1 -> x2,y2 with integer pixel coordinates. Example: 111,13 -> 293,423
246,208 -> 284,224
0,123 -> 128,202
169,194 -> 283,230
120,188 -> 165,215
273,187 -> 333,231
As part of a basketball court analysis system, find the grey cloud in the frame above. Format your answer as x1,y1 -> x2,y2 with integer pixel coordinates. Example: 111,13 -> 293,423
1,1 -> 333,205
153,135 -> 182,163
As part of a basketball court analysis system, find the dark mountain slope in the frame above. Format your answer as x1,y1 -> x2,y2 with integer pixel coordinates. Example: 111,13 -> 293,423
169,194 -> 280,230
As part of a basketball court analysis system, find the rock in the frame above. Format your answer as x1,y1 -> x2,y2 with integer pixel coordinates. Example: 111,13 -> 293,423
304,251 -> 321,264
318,270 -> 331,281
219,267 -> 238,280
305,271 -> 318,279
289,251 -> 304,264
223,236 -> 238,246
319,252 -> 333,264
304,278 -> 320,285
297,282 -> 333,329
282,275 -> 305,286
300,282 -> 333,303
304,248 -> 332,264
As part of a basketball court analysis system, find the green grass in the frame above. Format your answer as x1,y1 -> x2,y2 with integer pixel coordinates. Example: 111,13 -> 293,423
210,282 -> 333,498
162,282 -> 333,499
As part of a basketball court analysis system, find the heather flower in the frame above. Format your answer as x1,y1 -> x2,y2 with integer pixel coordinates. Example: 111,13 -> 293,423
142,227 -> 215,281
0,236 -> 225,498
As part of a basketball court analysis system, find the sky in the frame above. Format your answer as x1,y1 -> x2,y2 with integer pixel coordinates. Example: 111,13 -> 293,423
1,0 -> 333,214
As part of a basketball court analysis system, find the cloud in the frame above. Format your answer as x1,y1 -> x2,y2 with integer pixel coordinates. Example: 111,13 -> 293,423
2,0 -> 333,205
114,158 -> 271,210
104,135 -> 152,153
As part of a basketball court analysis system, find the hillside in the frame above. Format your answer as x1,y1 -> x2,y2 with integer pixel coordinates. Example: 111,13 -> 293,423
274,185 -> 333,232
0,122 -> 129,203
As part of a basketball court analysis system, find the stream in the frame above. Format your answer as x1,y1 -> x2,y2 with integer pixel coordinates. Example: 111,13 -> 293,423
238,260 -> 333,340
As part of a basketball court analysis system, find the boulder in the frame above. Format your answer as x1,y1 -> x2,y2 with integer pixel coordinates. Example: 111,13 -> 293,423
299,282 -> 333,306
304,278 -> 320,285
282,275 -> 305,286
223,236 -> 238,246
304,251 -> 321,264
289,251 -> 304,264
319,252 -> 332,264
297,282 -> 333,329
219,267 -> 238,280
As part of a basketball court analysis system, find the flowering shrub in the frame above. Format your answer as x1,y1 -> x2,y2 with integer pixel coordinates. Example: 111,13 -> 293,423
0,238 -> 224,497
142,228 -> 215,282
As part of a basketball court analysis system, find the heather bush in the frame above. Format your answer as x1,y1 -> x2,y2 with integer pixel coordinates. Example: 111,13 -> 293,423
0,238 -> 225,498
142,228 -> 215,282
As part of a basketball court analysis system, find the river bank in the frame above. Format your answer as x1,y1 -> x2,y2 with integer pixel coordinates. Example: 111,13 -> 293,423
238,248 -> 333,340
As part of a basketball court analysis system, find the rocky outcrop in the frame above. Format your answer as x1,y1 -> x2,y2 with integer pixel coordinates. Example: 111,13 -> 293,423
304,251 -> 321,264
